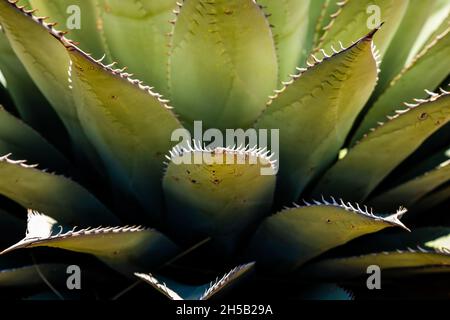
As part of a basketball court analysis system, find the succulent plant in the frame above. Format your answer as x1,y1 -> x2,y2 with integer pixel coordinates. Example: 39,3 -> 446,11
0,0 -> 449,300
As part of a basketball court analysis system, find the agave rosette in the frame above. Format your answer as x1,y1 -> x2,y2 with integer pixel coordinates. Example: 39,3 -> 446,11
0,0 -> 449,300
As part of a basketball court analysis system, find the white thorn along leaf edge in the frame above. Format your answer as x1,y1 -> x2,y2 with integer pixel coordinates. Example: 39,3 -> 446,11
200,262 -> 255,300
0,210 -> 148,255
371,42 -> 382,72
134,262 -> 255,301
25,210 -> 58,239
67,60 -> 73,90
267,27 -> 380,106
5,0 -> 174,110
337,246 -> 450,259
165,140 -> 278,171
358,88 -> 450,144
389,27 -> 450,89
317,0 -> 349,47
287,196 -> 410,231
0,153 -> 74,180
438,159 -> 450,169
0,153 -> 38,169
134,272 -> 184,300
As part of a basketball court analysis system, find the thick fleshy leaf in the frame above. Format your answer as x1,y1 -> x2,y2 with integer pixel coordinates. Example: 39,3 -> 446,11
300,228 -> 450,280
420,10 -> 450,51
315,0 -> 408,59
169,0 -> 278,129
314,91 -> 450,201
0,263 -> 67,288
0,155 -> 117,226
135,262 -> 254,300
247,199 -> 409,273
163,146 -> 276,251
255,29 -> 379,202
302,0 -> 327,64
0,106 -> 70,173
307,0 -> 340,52
352,227 -> 450,252
370,160 -> 450,210
0,29 -> 66,144
353,27 -> 450,142
95,0 -> 176,96
302,250 -> 450,280
1,211 -> 179,274
29,0 -> 105,57
68,46 -> 182,221
376,0 -> 450,94
0,0 -> 97,157
258,0 -> 310,82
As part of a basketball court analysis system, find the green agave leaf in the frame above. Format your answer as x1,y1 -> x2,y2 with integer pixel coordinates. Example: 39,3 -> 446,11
169,0 -> 278,130
258,0 -> 310,82
353,27 -> 450,142
0,154 -> 118,226
315,0 -> 408,60
370,160 -> 450,210
296,283 -> 354,300
29,0 -> 105,58
163,146 -> 276,251
1,211 -> 179,274
300,227 -> 450,280
301,249 -> 450,280
0,106 -> 70,173
376,0 -> 450,95
309,0 -> 340,52
420,9 -> 450,51
135,262 -> 254,300
95,0 -> 176,96
351,227 -> 450,252
246,199 -> 409,273
302,0 -> 327,64
67,46 -> 182,221
0,0 -> 97,158
255,29 -> 379,203
0,28 -> 66,143
314,91 -> 450,202
0,263 -> 67,288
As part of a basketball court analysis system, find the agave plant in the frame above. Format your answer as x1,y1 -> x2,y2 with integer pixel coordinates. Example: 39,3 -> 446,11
0,0 -> 449,300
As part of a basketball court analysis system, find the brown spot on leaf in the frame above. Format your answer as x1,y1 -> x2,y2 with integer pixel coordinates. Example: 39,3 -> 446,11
418,112 -> 428,121
224,8 -> 234,15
